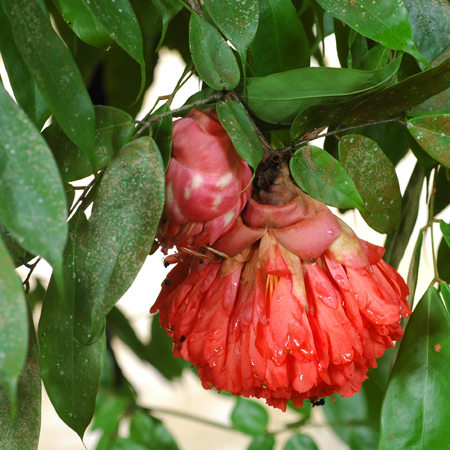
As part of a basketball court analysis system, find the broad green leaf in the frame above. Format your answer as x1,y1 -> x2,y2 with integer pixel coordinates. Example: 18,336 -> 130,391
189,13 -> 240,91
284,434 -> 318,450
84,137 -> 165,341
344,56 -> 450,126
405,131 -> 438,170
290,145 -> 366,210
43,105 -> 134,183
1,0 -> 97,173
39,211 -> 106,438
148,313 -> 186,380
250,0 -> 309,77
0,307 -> 41,450
0,238 -> 28,404
151,103 -> 173,170
407,114 -> 450,168
0,3 -> 50,129
91,392 -> 127,434
379,287 -> 450,449
151,0 -> 183,50
442,282 -> 450,309
203,0 -> 259,68
0,83 -> 67,275
315,0 -> 428,66
339,134 -> 402,234
0,221 -> 31,268
383,162 -> 424,270
347,29 -> 368,69
403,0 -> 450,64
244,57 -> 401,124
231,398 -> 269,436
248,435 -> 275,450
82,0 -> 146,99
52,0 -> 113,49
357,45 -> 389,71
406,229 -> 423,309
434,166 -> 450,215
217,100 -> 263,171
441,220 -> 450,248
129,411 -> 179,450
437,235 -> 450,284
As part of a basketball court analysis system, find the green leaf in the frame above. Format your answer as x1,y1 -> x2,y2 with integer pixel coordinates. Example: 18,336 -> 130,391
437,234 -> 450,284
82,0 -> 146,100
151,0 -> 183,50
290,145 -> 366,210
231,398 -> 269,436
151,103 -> 173,171
405,131 -> 438,170
203,0 -> 259,68
244,57 -> 401,124
247,435 -> 275,450
84,137 -> 165,341
52,0 -> 113,49
403,0 -> 450,64
0,83 -> 68,275
1,0 -> 97,173
407,114 -> 450,168
0,221 -> 31,268
129,411 -> 179,450
0,238 -> 28,405
43,105 -> 134,183
434,166 -> 450,215
339,134 -> 402,234
315,0 -> 428,66
250,0 -> 309,77
357,45 -> 389,71
148,313 -> 186,380
39,211 -> 106,438
406,229 -> 423,309
0,307 -> 41,450
189,13 -> 240,91
284,434 -> 318,450
379,287 -> 450,449
217,100 -> 263,171
0,3 -> 50,130
383,162 -> 425,270
441,220 -> 450,248
344,56 -> 450,126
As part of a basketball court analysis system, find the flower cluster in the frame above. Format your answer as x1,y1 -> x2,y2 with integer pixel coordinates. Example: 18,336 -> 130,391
151,112 -> 410,411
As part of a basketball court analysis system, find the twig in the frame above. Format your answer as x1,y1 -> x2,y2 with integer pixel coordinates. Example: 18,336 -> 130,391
68,170 -> 105,218
132,91 -> 226,139
21,257 -> 42,294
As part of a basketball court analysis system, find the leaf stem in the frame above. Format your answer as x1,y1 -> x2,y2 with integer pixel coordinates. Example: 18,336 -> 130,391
21,256 -> 42,294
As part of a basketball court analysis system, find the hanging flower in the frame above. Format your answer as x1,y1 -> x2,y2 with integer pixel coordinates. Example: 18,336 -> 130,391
157,108 -> 252,252
151,165 -> 411,411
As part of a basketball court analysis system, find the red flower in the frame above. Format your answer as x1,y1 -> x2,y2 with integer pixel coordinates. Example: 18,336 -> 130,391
157,108 -> 252,252
151,166 -> 410,411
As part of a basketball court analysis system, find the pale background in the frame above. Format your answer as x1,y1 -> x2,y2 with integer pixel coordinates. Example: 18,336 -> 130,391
2,34 -> 448,450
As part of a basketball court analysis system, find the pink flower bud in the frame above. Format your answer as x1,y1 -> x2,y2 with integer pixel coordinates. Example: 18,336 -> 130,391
157,109 -> 252,251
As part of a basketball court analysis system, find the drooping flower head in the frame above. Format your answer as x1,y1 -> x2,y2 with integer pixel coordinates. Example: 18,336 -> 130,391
151,164 -> 411,411
157,108 -> 252,252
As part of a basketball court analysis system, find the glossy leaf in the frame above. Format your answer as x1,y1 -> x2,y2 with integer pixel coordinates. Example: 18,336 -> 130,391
379,287 -> 450,449
43,105 -> 134,183
0,238 -> 28,403
189,13 -> 240,91
52,0 -> 113,49
339,134 -> 402,234
0,83 -> 67,275
0,308 -> 41,450
441,220 -> 450,247
250,0 -> 309,77
284,434 -> 318,450
0,3 -> 49,129
437,235 -> 450,284
248,435 -> 275,450
217,100 -> 263,172
406,229 -> 423,309
203,0 -> 259,63
84,137 -> 165,341
315,0 -> 428,65
151,103 -> 173,170
151,0 -> 183,50
407,114 -> 450,168
383,162 -> 424,270
39,211 -> 106,438
344,56 -> 450,126
244,57 -> 401,124
82,0 -> 146,99
403,0 -> 450,64
1,0 -> 97,173
231,398 -> 269,436
290,145 -> 366,210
